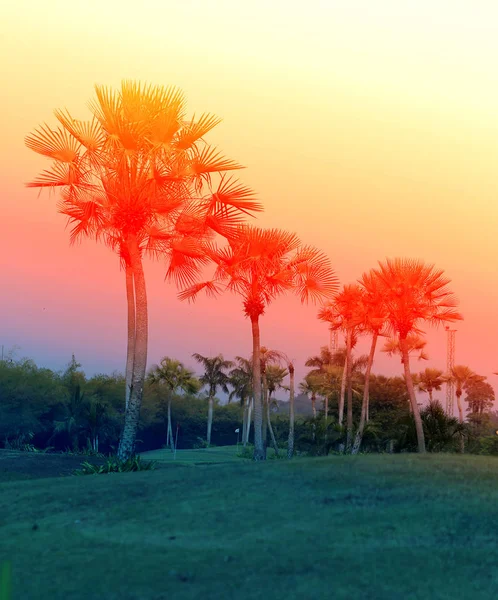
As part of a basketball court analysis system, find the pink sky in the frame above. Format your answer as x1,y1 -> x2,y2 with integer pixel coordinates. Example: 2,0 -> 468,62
1,1 -> 498,412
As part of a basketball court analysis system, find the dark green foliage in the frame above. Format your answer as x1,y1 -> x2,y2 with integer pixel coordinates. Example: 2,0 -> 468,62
73,455 -> 156,475
396,400 -> 466,452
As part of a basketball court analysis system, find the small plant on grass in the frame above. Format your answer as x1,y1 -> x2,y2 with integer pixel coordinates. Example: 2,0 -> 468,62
73,456 -> 156,475
0,561 -> 11,600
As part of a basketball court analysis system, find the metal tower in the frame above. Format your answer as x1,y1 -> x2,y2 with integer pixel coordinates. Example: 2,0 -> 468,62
445,327 -> 456,416
329,328 -> 338,354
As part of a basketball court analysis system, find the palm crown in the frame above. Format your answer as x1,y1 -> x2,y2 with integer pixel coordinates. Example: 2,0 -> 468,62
179,225 -> 338,316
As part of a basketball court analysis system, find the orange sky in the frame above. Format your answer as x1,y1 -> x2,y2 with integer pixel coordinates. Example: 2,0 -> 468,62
1,0 -> 498,410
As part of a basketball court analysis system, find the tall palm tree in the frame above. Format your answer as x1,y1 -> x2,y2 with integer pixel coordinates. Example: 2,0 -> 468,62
319,284 -> 364,451
228,356 -> 253,446
370,258 -> 463,453
416,368 -> 445,402
180,226 -> 338,460
147,357 -> 200,450
26,81 -> 261,460
192,354 -> 233,447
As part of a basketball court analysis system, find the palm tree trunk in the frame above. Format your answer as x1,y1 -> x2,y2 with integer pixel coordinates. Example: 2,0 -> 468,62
262,373 -> 268,457
244,397 -> 253,446
242,396 -> 248,446
400,335 -> 426,453
267,394 -> 279,457
125,264 -> 135,413
428,389 -> 433,403
456,389 -> 464,423
456,389 -> 465,452
251,317 -> 264,461
338,349 -> 347,426
167,399 -> 174,451
346,330 -> 354,452
311,393 -> 316,441
118,235 -> 148,461
287,363 -> 295,459
207,395 -> 214,447
352,332 -> 378,455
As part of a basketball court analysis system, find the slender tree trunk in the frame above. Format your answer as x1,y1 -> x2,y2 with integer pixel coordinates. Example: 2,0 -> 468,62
456,389 -> 465,452
125,264 -> 135,413
262,372 -> 268,458
118,235 -> 148,461
428,389 -> 433,403
267,394 -> 279,457
244,397 -> 253,446
95,435 -> 99,453
346,330 -> 354,452
207,394 -> 214,447
456,389 -> 464,423
311,393 -> 316,441
167,399 -> 174,451
242,397 -> 248,446
352,332 -> 378,455
251,317 -> 264,461
338,350 -> 347,426
400,335 -> 426,453
287,363 -> 295,459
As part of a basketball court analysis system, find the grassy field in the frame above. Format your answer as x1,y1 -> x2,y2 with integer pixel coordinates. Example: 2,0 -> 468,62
1,449 -> 498,599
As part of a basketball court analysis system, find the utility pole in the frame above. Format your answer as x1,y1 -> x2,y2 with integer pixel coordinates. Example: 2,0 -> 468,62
445,327 -> 456,416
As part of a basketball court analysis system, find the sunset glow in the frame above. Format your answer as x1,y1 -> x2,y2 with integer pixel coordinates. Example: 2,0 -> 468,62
2,0 -> 498,404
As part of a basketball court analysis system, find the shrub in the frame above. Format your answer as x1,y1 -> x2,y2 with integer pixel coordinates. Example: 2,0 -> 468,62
73,456 -> 156,475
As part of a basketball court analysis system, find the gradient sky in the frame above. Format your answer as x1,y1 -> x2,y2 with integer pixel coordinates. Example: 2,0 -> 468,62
1,0 -> 498,410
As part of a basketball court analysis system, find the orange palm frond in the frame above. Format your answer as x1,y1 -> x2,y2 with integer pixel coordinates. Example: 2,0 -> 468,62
206,176 -> 262,217
26,161 -> 85,188
175,113 -> 223,149
190,146 -> 243,176
25,124 -> 80,162
177,280 -> 224,303
54,111 -> 105,154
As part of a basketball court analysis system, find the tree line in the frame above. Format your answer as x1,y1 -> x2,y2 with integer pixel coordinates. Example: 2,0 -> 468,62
1,349 -> 497,457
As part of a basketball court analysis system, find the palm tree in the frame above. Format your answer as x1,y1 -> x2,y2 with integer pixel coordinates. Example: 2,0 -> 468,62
445,366 -> 483,423
192,354 -> 233,447
319,284 -> 364,451
26,81 -> 261,460
299,373 -> 322,440
179,226 -> 338,460
147,357 -> 200,450
370,258 -> 463,453
416,368 -> 445,402
305,346 -> 344,427
265,363 -> 289,457
228,356 -> 253,446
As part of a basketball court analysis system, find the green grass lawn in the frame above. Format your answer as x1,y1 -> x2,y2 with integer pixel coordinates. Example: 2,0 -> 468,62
1,450 -> 498,599
140,444 -> 278,465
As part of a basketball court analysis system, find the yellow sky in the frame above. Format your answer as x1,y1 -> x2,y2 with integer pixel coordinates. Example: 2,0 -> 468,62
1,0 -> 498,401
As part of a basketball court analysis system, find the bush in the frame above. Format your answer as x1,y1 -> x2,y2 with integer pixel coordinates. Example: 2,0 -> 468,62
73,456 -> 156,475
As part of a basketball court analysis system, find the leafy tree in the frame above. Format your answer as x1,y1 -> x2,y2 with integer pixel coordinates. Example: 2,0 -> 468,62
192,354 -> 233,447
465,379 -> 495,415
26,81 -> 261,460
180,226 -> 338,460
